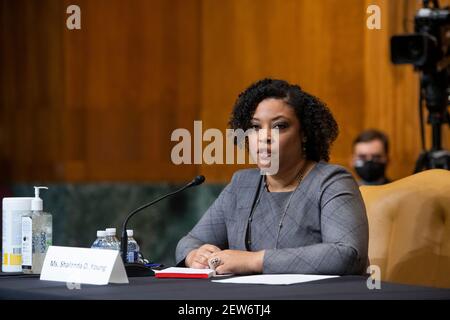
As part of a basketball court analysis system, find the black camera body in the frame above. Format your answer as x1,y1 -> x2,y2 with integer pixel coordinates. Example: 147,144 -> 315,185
391,7 -> 450,71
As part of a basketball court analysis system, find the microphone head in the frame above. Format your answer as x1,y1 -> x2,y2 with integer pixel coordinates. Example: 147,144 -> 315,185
191,175 -> 206,186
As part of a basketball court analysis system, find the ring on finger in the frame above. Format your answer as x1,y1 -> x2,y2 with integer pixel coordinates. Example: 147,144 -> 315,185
208,257 -> 221,269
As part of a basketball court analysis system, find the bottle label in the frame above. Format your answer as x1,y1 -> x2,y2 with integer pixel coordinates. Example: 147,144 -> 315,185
127,251 -> 138,263
34,230 -> 50,254
2,210 -> 29,270
21,217 -> 33,268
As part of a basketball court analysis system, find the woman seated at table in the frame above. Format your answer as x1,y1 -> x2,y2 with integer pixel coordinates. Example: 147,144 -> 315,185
176,78 -> 369,275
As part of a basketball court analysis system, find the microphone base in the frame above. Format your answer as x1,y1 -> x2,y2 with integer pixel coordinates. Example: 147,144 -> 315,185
124,263 -> 155,277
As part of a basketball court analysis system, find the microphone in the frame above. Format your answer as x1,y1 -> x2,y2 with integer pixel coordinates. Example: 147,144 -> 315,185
120,175 -> 205,276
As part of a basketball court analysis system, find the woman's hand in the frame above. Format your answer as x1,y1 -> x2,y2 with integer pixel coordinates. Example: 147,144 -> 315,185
185,244 -> 222,269
208,250 -> 265,275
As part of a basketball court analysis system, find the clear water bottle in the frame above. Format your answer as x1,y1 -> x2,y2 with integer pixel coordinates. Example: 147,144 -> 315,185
105,228 -> 120,250
91,230 -> 106,249
126,229 -> 140,263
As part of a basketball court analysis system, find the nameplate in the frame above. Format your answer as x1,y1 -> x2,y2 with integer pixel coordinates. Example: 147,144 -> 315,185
40,246 -> 128,285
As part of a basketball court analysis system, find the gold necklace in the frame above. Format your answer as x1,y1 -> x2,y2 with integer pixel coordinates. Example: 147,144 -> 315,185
255,161 -> 310,249
272,163 -> 308,249
265,160 -> 309,192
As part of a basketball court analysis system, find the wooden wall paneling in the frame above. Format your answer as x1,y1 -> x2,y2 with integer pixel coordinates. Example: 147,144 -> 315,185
62,0 -> 201,182
2,0 -> 447,183
0,0 -> 65,182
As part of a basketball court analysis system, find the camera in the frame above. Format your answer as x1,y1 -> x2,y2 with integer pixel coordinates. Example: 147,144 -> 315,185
390,0 -> 450,171
391,6 -> 450,70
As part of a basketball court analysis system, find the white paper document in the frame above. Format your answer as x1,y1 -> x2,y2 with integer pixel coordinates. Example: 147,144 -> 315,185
212,274 -> 339,285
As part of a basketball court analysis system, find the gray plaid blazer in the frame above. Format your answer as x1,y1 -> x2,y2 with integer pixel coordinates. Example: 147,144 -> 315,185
176,162 -> 369,275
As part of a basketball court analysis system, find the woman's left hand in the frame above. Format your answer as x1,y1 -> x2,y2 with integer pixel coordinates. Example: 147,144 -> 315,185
208,250 -> 265,275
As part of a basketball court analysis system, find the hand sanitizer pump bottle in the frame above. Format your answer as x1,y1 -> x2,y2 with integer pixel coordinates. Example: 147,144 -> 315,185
22,186 -> 53,274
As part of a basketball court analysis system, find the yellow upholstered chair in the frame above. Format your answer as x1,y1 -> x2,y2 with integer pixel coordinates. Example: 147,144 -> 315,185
360,169 -> 450,288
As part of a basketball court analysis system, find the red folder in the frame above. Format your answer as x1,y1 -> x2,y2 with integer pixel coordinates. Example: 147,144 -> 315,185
154,267 -> 215,279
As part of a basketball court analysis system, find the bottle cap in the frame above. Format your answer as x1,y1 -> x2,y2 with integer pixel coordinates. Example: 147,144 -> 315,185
97,230 -> 106,237
126,229 -> 133,237
31,186 -> 48,211
105,228 -> 116,236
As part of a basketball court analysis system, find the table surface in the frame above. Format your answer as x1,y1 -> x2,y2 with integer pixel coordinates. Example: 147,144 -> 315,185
1,274 -> 450,300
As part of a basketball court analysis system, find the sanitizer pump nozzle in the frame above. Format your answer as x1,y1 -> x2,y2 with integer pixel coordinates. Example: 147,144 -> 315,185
31,186 -> 48,212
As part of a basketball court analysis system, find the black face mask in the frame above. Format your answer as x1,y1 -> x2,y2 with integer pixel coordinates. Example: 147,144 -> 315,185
354,160 -> 386,183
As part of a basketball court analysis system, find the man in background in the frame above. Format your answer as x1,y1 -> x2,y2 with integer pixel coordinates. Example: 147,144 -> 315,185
351,129 -> 391,185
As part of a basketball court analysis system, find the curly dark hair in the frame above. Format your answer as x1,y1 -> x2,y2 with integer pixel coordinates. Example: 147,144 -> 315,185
228,78 -> 339,162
